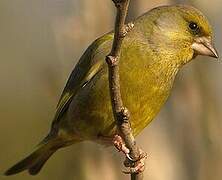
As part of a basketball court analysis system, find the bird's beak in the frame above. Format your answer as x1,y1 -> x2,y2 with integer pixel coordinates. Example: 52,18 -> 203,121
192,36 -> 219,58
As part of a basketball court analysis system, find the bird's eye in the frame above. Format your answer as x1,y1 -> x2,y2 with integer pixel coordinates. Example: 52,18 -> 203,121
189,22 -> 199,31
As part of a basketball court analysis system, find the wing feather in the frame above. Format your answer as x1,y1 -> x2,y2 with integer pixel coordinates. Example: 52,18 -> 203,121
51,33 -> 113,128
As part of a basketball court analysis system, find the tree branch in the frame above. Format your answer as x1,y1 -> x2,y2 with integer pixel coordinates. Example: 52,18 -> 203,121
106,0 -> 144,179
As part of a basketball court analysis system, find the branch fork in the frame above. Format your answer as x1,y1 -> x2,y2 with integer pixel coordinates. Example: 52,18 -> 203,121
106,56 -> 119,66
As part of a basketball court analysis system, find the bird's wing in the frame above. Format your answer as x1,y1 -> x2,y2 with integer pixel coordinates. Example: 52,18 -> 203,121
51,33 -> 113,127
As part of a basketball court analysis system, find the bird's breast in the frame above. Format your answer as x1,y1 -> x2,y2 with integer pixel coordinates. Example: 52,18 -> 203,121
119,62 -> 176,136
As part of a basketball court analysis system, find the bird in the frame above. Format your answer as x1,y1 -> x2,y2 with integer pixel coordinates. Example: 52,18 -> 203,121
5,4 -> 218,176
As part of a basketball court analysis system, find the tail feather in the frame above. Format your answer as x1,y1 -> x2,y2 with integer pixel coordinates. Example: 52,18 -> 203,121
4,141 -> 58,176
28,150 -> 55,175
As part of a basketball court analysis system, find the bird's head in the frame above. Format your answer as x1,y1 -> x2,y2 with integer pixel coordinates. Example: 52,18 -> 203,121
137,5 -> 219,65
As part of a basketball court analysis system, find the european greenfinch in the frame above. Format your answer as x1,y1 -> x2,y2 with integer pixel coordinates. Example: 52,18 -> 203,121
5,4 -> 218,176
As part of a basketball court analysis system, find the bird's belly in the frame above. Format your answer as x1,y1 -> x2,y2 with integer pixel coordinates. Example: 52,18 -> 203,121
65,70 -> 171,141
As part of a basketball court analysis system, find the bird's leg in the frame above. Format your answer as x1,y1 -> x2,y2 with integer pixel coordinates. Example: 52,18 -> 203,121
112,134 -> 147,174
112,134 -> 130,155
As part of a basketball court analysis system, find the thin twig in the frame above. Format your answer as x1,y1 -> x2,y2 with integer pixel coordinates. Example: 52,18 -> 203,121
106,0 -> 144,179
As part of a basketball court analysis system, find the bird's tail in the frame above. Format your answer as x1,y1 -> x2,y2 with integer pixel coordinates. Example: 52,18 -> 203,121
4,138 -> 63,176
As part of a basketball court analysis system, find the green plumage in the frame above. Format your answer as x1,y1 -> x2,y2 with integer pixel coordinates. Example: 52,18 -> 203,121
5,5 -> 217,176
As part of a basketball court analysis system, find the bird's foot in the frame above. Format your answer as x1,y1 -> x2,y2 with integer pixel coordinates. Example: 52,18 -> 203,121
123,148 -> 147,174
112,134 -> 130,155
112,134 -> 147,174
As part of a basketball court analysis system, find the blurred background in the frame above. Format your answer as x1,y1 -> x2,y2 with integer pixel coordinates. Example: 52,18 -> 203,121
0,0 -> 221,180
